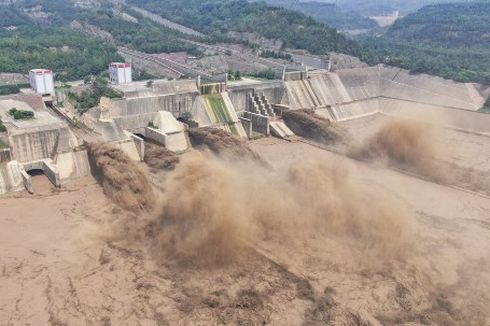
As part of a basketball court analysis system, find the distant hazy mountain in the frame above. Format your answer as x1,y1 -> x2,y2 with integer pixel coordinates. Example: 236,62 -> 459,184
360,1 -> 490,84
312,0 -> 464,16
386,2 -> 490,48
262,0 -> 377,30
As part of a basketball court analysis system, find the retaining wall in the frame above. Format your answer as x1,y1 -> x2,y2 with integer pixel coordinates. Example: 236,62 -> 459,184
113,113 -> 156,132
240,117 -> 253,138
9,126 -> 73,163
228,81 -> 284,113
243,111 -> 270,135
107,93 -> 198,119
55,150 -> 91,181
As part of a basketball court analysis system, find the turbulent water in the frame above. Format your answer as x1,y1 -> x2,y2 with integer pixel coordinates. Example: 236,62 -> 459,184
87,142 -> 155,212
15,122 -> 482,325
188,127 -> 264,162
348,119 -> 444,178
283,109 -> 350,145
144,141 -> 180,171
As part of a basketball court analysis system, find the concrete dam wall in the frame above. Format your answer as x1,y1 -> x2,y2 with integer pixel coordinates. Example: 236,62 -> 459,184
282,65 -> 488,123
9,125 -> 74,163
228,80 -> 285,113
379,98 -> 490,134
320,98 -> 380,122
106,92 -> 198,119
101,66 -> 488,142
378,67 -> 486,111
283,67 -> 380,110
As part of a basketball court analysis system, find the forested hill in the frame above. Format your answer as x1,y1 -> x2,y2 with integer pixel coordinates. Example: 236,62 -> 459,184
3,0 -> 490,85
127,0 -> 361,55
0,0 -> 362,81
262,0 -> 377,30
386,2 -> 490,48
328,0 -> 462,16
360,2 -> 490,84
0,1 -> 121,82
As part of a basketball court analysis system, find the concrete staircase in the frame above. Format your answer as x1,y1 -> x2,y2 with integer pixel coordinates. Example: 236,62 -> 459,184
248,93 -> 275,117
246,92 -> 294,139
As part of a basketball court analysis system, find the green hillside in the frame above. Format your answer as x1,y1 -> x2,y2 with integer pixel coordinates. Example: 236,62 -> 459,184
78,9 -> 200,55
386,2 -> 490,47
2,0 -> 488,85
0,0 -> 362,81
0,6 -> 30,27
360,2 -> 490,84
0,26 -> 121,81
128,0 -> 361,55
0,3 -> 121,81
263,0 -> 377,30
331,0 -> 462,16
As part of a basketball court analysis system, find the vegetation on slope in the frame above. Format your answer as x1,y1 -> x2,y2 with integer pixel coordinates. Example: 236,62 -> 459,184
259,50 -> 291,60
246,69 -> 277,80
68,77 -> 122,113
331,0 -> 461,16
264,0 -> 377,30
0,84 -> 31,96
386,2 -> 490,47
19,0 -> 80,25
0,26 -> 122,81
360,2 -> 490,84
4,0 -> 488,87
129,0 -> 360,55
2,0 -> 360,80
78,9 -> 202,55
0,6 -> 30,28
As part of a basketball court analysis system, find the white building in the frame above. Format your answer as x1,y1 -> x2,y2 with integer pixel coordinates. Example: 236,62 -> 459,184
109,62 -> 132,84
29,69 -> 54,94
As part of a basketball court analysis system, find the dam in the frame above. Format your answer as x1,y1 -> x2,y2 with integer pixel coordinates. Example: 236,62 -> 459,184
78,63 -> 490,159
94,63 -> 490,154
1,63 -> 489,194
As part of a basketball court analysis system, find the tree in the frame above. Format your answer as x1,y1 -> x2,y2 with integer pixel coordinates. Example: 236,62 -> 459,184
84,76 -> 93,85
69,77 -> 122,113
0,118 -> 6,132
8,108 -> 34,120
